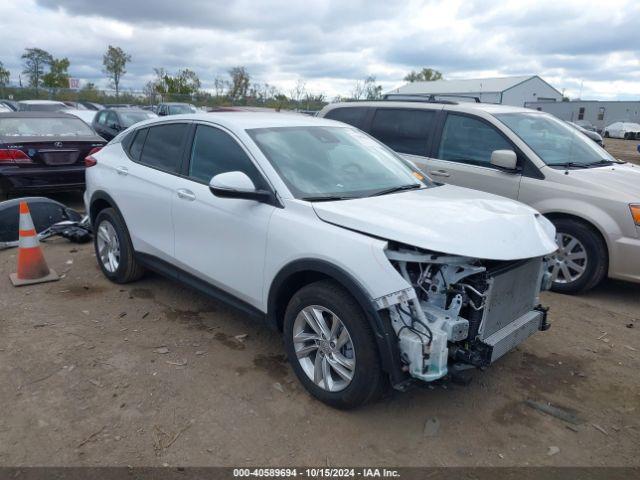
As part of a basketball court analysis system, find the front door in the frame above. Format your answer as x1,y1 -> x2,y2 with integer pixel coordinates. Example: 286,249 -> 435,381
172,124 -> 276,308
416,112 -> 522,200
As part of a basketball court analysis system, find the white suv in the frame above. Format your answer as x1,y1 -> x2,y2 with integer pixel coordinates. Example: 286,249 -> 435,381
85,112 -> 557,408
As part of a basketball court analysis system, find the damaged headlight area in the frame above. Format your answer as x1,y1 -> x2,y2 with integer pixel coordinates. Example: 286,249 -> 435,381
378,242 -> 552,384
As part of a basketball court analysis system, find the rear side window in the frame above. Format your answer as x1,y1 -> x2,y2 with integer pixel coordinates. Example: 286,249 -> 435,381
128,128 -> 147,161
369,109 -> 434,156
139,123 -> 188,173
437,113 -> 511,166
324,107 -> 369,129
188,125 -> 266,188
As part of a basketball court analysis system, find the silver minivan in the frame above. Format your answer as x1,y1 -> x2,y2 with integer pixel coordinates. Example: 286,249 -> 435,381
319,101 -> 640,293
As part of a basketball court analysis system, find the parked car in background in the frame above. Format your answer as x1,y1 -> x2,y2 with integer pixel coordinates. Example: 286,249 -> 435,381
85,112 -> 555,408
0,112 -> 105,199
92,108 -> 157,141
65,109 -> 98,126
79,101 -> 105,111
604,121 -> 640,140
566,121 -> 604,146
106,104 -> 134,109
0,100 -> 18,111
18,100 -> 69,112
320,101 -> 640,293
0,104 -> 12,113
574,120 -> 597,132
156,102 -> 197,116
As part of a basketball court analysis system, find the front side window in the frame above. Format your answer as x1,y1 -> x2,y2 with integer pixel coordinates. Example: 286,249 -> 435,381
188,125 -> 266,187
139,123 -> 188,173
370,109 -> 435,156
248,126 -> 430,200
496,112 -> 615,167
437,114 -> 512,166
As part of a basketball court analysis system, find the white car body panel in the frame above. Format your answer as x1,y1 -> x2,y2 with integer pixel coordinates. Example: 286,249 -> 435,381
312,185 -> 557,261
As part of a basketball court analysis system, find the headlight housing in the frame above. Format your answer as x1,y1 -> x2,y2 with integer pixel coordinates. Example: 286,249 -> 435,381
630,204 -> 640,226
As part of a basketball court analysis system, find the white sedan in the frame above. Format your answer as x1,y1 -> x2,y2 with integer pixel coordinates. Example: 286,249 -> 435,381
604,121 -> 640,140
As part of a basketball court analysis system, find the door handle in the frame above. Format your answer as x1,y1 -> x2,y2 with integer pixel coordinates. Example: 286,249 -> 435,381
116,166 -> 128,176
430,170 -> 450,178
176,189 -> 196,201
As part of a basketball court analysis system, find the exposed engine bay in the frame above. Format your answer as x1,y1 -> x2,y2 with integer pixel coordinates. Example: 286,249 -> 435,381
376,242 -> 552,384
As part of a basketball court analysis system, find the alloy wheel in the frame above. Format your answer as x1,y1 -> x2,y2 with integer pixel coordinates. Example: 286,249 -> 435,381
292,305 -> 356,392
549,232 -> 588,284
96,220 -> 121,273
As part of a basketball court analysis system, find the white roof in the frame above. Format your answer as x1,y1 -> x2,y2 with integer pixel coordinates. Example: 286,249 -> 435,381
323,100 -> 532,115
392,76 -> 536,95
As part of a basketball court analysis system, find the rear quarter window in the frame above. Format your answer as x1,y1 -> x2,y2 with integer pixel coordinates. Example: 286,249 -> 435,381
127,128 -> 148,161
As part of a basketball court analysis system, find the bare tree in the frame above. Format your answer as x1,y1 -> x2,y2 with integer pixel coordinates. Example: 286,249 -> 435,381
289,79 -> 307,108
228,66 -> 250,101
213,76 -> 227,97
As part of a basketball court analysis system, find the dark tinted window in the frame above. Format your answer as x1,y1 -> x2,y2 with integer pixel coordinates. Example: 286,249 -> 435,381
324,107 -> 369,129
128,128 -> 147,161
139,123 -> 188,173
188,125 -> 266,187
95,111 -> 107,125
370,109 -> 434,156
438,114 -> 511,166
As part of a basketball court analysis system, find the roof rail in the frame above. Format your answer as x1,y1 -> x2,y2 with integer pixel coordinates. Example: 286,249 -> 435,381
382,93 -> 481,104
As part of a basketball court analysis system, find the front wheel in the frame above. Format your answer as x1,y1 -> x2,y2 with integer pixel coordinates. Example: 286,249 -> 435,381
548,218 -> 607,294
283,280 -> 385,409
604,131 -> 610,138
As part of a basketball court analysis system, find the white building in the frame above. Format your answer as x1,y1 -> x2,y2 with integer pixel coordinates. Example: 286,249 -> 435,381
525,100 -> 640,131
386,75 -> 563,107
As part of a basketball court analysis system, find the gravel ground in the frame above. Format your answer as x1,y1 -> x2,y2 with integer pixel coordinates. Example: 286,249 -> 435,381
0,235 -> 638,467
605,137 -> 640,165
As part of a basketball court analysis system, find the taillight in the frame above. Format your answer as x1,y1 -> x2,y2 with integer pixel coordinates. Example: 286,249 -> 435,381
0,149 -> 33,164
84,146 -> 102,167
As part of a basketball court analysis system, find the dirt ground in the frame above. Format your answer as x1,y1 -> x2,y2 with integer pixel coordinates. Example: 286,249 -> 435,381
605,137 -> 640,165
0,229 -> 639,467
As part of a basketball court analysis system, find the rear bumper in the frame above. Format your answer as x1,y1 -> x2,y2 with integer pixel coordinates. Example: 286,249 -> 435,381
609,234 -> 640,284
0,165 -> 85,192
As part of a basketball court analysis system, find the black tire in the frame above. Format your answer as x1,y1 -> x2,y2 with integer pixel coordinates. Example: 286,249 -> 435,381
93,207 -> 144,283
604,131 -> 609,138
623,132 -> 630,140
549,218 -> 608,294
283,280 -> 386,409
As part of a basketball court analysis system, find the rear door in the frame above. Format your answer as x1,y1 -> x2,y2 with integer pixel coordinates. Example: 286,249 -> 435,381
423,112 -> 522,199
113,122 -> 190,260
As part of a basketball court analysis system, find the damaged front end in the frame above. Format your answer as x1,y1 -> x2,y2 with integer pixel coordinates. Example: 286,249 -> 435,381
375,242 -> 552,384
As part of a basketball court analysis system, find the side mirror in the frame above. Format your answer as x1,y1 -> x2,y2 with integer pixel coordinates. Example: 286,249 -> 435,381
490,149 -> 518,170
209,171 -> 275,204
157,110 -> 166,116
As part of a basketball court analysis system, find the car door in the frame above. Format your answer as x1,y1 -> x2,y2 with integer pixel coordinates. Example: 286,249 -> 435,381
113,122 -> 190,260
171,123 -> 276,307
420,112 -> 522,199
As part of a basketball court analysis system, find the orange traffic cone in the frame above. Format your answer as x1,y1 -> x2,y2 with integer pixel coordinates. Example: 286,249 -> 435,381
9,201 -> 59,287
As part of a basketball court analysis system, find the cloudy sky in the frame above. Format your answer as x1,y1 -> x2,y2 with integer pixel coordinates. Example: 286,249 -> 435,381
0,0 -> 639,99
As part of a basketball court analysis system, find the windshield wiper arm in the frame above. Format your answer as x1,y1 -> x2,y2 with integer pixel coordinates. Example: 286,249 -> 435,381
551,162 -> 590,169
585,159 -> 625,166
370,183 -> 423,197
301,195 -> 354,202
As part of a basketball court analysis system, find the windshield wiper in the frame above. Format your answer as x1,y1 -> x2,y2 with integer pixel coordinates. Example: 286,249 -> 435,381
301,195 -> 354,202
585,159 -> 625,166
549,162 -> 590,169
369,183 -> 423,197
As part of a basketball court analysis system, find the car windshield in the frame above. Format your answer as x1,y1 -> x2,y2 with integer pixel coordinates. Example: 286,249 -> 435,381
248,126 -> 430,200
496,112 -> 615,167
119,111 -> 156,127
0,117 -> 95,137
168,104 -> 196,115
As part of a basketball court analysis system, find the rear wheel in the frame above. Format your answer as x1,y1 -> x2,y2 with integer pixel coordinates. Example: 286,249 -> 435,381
94,208 -> 144,283
548,218 -> 607,293
283,280 -> 385,409
604,131 -> 610,138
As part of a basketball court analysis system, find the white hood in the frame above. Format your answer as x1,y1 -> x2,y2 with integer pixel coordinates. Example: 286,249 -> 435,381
312,185 -> 558,261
